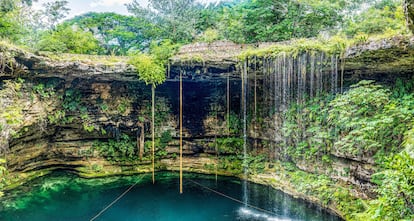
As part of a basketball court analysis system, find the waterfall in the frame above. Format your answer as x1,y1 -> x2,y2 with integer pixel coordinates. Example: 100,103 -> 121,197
281,53 -> 287,110
334,55 -> 339,93
261,51 -> 341,105
317,53 -> 324,96
331,55 -> 335,93
238,49 -> 340,206
310,53 -> 315,98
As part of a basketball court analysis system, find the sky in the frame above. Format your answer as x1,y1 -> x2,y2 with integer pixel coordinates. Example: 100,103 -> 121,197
32,0 -> 221,20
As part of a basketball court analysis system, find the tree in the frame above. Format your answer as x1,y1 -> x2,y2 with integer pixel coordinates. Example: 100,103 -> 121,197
0,0 -> 33,13
129,53 -> 166,183
36,24 -> 100,54
65,12 -> 157,55
0,0 -> 34,41
215,5 -> 245,43
41,0 -> 70,30
149,39 -> 179,65
0,0 -> 71,47
126,0 -> 202,43
344,0 -> 406,37
237,0 -> 343,42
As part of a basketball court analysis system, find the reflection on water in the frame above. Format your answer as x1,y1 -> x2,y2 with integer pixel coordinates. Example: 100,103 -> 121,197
0,172 -> 342,221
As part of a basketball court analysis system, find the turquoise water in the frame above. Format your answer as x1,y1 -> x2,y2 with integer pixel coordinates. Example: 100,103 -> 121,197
0,172 -> 342,221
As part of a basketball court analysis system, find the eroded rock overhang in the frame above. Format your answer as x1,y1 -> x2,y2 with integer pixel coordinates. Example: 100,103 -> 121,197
1,36 -> 414,82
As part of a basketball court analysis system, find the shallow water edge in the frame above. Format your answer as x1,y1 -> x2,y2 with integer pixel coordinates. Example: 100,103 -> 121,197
1,157 -> 346,220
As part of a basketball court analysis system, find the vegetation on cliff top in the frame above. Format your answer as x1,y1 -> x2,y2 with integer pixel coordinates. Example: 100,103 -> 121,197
0,0 -> 409,56
238,35 -> 349,60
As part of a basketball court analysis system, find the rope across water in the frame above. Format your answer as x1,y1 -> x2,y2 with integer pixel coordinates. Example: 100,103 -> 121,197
187,179 -> 279,217
89,174 -> 278,220
89,174 -> 147,221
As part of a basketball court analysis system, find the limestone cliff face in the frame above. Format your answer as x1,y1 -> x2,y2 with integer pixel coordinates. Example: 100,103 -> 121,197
1,36 -> 413,199
2,76 -> 241,173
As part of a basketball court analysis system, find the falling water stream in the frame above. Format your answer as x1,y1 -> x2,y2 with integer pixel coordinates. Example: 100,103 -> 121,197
242,51 -> 341,157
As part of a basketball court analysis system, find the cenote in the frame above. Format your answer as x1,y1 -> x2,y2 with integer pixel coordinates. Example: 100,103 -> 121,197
0,172 -> 341,221
1,1 -> 414,220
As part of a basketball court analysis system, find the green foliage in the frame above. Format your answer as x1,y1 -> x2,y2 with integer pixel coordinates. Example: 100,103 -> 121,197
82,124 -> 95,133
143,130 -> 172,157
94,130 -> 171,162
93,134 -> 136,161
32,83 -> 55,99
358,127 -> 414,220
244,154 -> 266,173
65,12 -> 155,55
126,0 -> 201,43
137,98 -> 171,129
55,89 -> 97,132
282,94 -> 334,161
214,5 -> 245,43
226,112 -> 242,134
281,79 -> 414,219
144,138 -> 168,158
391,78 -> 414,99
90,163 -> 102,172
209,0 -> 406,43
329,80 -> 414,158
41,0 -> 70,30
283,80 -> 414,163
37,24 -> 100,54
116,98 -> 132,115
149,39 -> 179,65
0,0 -> 34,42
47,110 -> 65,124
284,163 -> 365,219
238,0 -> 342,42
0,10 -> 24,41
0,157 -> 6,198
213,137 -> 243,154
197,28 -> 220,43
344,1 -> 406,37
0,0 -> 71,47
239,36 -> 348,60
62,89 -> 81,111
159,130 -> 172,148
2,106 -> 23,125
218,155 -> 243,174
0,79 -> 24,126
1,0 -> 408,56
128,53 -> 166,87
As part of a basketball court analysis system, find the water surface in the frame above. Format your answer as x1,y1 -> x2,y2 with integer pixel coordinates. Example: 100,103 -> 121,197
0,172 -> 342,221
